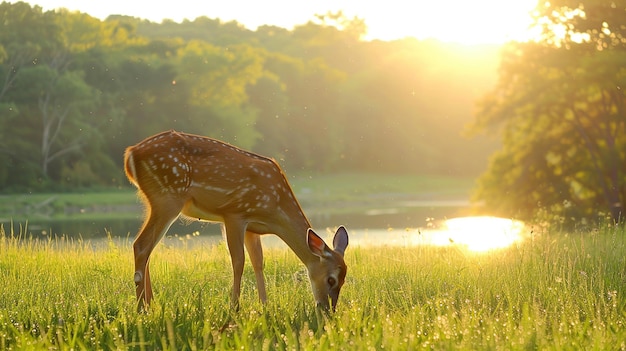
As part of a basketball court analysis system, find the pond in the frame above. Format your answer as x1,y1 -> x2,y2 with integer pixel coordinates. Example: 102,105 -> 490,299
2,202 -> 526,252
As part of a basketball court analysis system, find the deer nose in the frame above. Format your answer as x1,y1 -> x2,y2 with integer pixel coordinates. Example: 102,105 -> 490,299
316,300 -> 330,312
315,293 -> 339,312
330,295 -> 339,312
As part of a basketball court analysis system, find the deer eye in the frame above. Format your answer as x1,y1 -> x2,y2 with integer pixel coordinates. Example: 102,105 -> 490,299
327,277 -> 336,287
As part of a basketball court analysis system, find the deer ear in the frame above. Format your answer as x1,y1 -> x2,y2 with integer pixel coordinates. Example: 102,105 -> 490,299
332,226 -> 349,257
307,228 -> 330,258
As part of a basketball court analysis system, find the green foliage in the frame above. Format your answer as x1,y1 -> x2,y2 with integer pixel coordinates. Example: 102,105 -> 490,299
0,2 -> 498,194
471,0 -> 626,224
1,222 -> 625,349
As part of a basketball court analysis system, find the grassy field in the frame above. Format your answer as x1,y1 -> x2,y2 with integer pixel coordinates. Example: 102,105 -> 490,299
1,222 -> 625,350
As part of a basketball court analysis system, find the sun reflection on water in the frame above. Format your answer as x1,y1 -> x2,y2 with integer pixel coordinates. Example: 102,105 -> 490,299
344,216 -> 525,252
433,216 -> 525,252
156,216 -> 526,252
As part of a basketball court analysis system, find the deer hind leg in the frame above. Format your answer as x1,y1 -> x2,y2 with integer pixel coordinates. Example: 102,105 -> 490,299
244,231 -> 267,303
133,202 -> 180,310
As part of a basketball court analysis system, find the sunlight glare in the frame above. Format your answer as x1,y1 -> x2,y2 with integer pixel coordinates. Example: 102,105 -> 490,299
437,216 -> 525,252
316,216 -> 526,252
365,0 -> 539,44
26,0 -> 540,44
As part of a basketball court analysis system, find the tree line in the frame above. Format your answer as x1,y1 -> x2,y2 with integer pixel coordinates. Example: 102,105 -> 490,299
471,0 -> 626,224
5,1 -> 620,226
0,1 -> 498,193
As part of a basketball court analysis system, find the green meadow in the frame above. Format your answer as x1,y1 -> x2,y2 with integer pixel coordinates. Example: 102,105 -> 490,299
1,222 -> 625,350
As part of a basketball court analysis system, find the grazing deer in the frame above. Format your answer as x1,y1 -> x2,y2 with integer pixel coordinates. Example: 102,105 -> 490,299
124,130 -> 349,311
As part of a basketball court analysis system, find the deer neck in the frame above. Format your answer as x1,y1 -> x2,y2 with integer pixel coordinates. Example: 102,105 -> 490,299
273,203 -> 319,266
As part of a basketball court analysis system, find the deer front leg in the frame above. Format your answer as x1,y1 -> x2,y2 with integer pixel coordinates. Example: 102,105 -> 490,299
245,231 -> 267,303
224,219 -> 247,310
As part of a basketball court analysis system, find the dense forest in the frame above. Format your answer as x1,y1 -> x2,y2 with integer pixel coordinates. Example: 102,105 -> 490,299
0,1 -> 499,193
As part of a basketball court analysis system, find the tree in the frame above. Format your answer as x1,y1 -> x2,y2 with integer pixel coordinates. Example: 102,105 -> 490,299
173,40 -> 265,148
471,0 -> 626,224
9,52 -> 101,177
0,5 -> 124,189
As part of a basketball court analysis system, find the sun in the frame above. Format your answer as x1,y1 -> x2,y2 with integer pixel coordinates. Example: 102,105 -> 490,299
362,0 -> 539,44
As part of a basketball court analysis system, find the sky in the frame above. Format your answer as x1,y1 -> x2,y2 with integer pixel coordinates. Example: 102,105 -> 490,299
15,0 -> 539,44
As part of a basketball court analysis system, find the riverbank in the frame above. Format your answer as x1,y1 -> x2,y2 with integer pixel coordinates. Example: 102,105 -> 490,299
0,173 -> 476,222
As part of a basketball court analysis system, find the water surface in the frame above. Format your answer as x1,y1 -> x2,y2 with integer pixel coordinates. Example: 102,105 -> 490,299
3,204 -> 525,252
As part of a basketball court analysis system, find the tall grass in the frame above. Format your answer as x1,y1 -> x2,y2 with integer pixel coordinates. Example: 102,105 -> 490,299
1,223 -> 625,350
